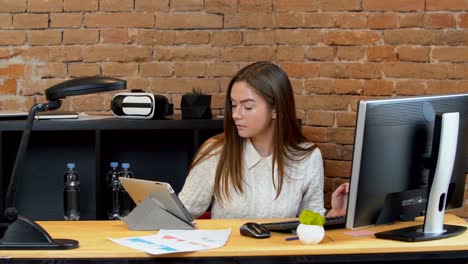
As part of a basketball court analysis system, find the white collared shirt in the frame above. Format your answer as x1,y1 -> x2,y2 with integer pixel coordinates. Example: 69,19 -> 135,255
178,139 -> 325,218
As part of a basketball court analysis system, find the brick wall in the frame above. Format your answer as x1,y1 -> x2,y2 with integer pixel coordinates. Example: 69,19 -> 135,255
0,0 -> 467,218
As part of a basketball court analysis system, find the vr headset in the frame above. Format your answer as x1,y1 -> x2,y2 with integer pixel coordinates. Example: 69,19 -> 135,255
111,91 -> 173,119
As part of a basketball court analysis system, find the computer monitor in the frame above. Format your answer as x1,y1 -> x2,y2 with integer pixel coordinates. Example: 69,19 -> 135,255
346,93 -> 467,242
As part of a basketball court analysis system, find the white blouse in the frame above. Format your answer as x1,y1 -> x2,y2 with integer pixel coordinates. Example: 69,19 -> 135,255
178,139 -> 325,219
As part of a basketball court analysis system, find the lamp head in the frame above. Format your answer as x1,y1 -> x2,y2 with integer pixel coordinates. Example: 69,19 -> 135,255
45,76 -> 126,101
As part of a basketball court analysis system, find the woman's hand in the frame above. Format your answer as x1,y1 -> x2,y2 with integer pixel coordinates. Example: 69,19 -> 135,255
326,182 -> 349,217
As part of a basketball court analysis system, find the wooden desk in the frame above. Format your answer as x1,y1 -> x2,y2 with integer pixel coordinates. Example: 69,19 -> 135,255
1,214 -> 467,263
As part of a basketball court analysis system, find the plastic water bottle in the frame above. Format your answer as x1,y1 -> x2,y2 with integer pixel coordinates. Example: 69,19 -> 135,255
118,163 -> 135,217
63,163 -> 80,220
106,162 -> 121,220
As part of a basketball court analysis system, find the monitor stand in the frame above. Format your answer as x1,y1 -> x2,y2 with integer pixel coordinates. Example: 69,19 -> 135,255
375,112 -> 466,242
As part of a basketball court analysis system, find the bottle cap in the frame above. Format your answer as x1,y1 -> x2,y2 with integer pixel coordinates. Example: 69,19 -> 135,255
121,163 -> 130,169
110,162 -> 118,168
67,163 -> 75,169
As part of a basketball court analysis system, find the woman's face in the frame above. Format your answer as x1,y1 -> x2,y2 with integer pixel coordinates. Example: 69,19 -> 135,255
230,81 -> 275,140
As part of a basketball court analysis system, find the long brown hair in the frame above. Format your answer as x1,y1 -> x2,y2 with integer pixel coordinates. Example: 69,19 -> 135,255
190,62 -> 317,203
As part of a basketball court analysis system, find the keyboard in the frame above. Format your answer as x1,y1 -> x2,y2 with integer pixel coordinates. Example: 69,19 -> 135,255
261,216 -> 345,233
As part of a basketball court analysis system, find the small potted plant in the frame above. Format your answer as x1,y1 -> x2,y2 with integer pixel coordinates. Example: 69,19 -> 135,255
296,209 -> 326,244
180,87 -> 212,119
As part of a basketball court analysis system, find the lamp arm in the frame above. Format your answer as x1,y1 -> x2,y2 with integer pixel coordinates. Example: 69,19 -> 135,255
3,100 -> 61,222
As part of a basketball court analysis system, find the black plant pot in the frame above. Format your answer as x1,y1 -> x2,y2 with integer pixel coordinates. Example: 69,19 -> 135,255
181,94 -> 212,119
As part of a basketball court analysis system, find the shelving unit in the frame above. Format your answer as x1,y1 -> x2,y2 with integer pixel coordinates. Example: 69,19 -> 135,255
0,116 -> 223,220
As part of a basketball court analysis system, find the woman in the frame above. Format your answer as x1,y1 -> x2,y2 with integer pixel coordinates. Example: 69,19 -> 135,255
179,61 -> 345,219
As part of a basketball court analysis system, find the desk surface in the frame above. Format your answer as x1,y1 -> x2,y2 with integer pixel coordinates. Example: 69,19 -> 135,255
1,214 -> 467,262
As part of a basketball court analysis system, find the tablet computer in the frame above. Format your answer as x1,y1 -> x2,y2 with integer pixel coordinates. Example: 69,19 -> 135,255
119,177 -> 195,227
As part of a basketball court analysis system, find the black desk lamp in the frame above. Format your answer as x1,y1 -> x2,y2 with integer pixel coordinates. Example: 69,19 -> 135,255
0,76 -> 126,249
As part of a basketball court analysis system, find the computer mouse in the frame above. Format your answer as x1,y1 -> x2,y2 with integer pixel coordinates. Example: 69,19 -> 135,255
240,222 -> 271,239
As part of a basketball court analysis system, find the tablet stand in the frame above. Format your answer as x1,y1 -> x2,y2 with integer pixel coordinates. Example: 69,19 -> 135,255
123,195 -> 195,230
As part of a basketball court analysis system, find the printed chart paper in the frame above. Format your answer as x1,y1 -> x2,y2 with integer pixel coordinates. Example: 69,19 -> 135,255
109,229 -> 231,255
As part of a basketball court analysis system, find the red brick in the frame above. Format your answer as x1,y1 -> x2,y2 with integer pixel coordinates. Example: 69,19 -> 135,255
303,13 -> 336,28
304,79 -> 333,94
171,0 -> 204,11
0,14 -> 11,29
363,0 -> 424,11
136,30 -> 175,45
140,62 -> 173,77
135,0 -> 169,12
149,78 -> 219,94
0,64 -> 24,78
324,160 -> 352,177
13,14 -> 48,29
335,13 -> 367,29
64,29 -> 99,45
156,13 -> 222,29
424,13 -> 456,28
328,127 -> 355,144
85,13 -> 154,28
175,31 -> 210,44
319,63 -> 382,79
305,95 -> 351,111
461,14 -> 468,28
205,0 -> 237,13
221,46 -> 275,62
332,79 -> 362,95
28,31 -> 62,45
27,0 -> 62,12
0,83 -> 18,99
427,0 -> 468,10
306,46 -> 335,61
100,0 -> 133,11
50,13 -> 83,28
84,46 -> 152,62
0,0 -> 26,12
399,13 -> 424,28
0,31 -> 26,45
335,111 -> 356,127
277,0 -> 360,12
324,30 -> 380,45
275,29 -> 321,45
302,126 -> 328,143
395,80 -> 426,95
19,79 -> 64,96
101,29 -> 135,44
363,79 -> 394,96
306,110 -> 334,126
67,63 -> 100,77
432,47 -> 468,62
396,46 -> 430,62
426,80 -> 463,95
275,13 -> 303,28
367,45 -> 397,62
368,13 -> 398,29
239,0 -> 272,13
336,46 -> 366,61
444,30 -> 468,46
224,14 -> 274,29
211,31 -> 242,46
64,0 -> 98,11
0,49 -> 10,58
243,30 -> 274,45
383,62 -> 447,79
157,46 -> 220,61
207,63 -> 239,77
174,62 -> 207,77
101,62 -> 139,77
26,63 -> 66,79
70,94 -> 107,112
448,64 -> 468,79
277,45 -> 305,61
280,63 -> 319,78
384,29 -> 445,45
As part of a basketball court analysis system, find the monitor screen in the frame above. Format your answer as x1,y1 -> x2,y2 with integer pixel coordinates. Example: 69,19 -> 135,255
346,93 -> 468,229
